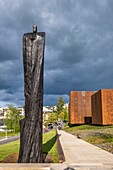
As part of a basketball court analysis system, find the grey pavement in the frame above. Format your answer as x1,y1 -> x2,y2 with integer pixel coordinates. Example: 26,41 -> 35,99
0,131 -> 113,169
57,129 -> 113,170
0,135 -> 20,145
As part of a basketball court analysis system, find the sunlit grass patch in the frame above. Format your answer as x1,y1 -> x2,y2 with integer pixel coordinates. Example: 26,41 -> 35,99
0,140 -> 20,162
0,130 -> 58,163
42,130 -> 58,162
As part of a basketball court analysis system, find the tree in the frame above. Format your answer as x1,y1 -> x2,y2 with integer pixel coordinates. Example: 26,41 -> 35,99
63,108 -> 68,122
5,104 -> 21,133
59,108 -> 68,122
47,113 -> 58,124
56,96 -> 64,114
58,111 -> 64,120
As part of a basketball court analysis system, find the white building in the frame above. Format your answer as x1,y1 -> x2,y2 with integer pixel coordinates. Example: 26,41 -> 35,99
17,107 -> 25,116
0,108 -> 4,120
43,106 -> 53,113
43,106 -> 53,122
63,103 -> 69,110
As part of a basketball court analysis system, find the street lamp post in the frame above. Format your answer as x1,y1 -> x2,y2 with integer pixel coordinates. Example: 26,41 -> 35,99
5,127 -> 7,138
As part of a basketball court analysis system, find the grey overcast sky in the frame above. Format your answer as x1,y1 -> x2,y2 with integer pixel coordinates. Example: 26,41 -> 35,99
0,0 -> 113,107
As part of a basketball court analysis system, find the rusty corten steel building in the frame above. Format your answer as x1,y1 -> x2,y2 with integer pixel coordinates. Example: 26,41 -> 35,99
92,89 -> 113,125
69,91 -> 96,125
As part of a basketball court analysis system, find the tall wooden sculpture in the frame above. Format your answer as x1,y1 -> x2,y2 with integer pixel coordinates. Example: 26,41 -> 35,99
18,25 -> 45,163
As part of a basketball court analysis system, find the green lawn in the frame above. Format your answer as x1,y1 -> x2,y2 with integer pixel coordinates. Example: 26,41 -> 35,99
64,124 -> 113,142
0,131 -> 19,137
0,130 -> 58,163
64,124 -> 113,132
42,130 -> 58,162
0,140 -> 20,162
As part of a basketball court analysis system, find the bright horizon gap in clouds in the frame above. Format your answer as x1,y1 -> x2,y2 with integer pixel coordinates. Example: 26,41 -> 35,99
0,0 -> 113,107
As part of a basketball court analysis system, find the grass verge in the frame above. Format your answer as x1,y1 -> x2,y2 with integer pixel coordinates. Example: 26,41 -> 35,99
0,140 -> 20,162
64,124 -> 113,132
42,130 -> 58,163
0,130 -> 58,163
0,131 -> 19,137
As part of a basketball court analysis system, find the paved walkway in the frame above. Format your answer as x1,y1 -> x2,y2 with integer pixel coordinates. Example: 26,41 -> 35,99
57,130 -> 113,170
0,130 -> 113,169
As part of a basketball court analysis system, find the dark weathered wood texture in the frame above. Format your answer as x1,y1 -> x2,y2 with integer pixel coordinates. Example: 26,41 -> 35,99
18,30 -> 45,163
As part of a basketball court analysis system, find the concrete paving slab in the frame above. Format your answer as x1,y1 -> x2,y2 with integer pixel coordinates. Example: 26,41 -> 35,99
57,130 -> 113,169
0,163 -> 51,170
0,130 -> 113,169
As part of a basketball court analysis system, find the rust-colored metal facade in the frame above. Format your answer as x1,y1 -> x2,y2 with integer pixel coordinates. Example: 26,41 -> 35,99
69,91 -> 95,125
92,89 -> 113,125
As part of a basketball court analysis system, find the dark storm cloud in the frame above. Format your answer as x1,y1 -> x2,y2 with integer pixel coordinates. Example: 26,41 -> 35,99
43,94 -> 69,106
44,0 -> 113,98
0,0 -> 113,106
